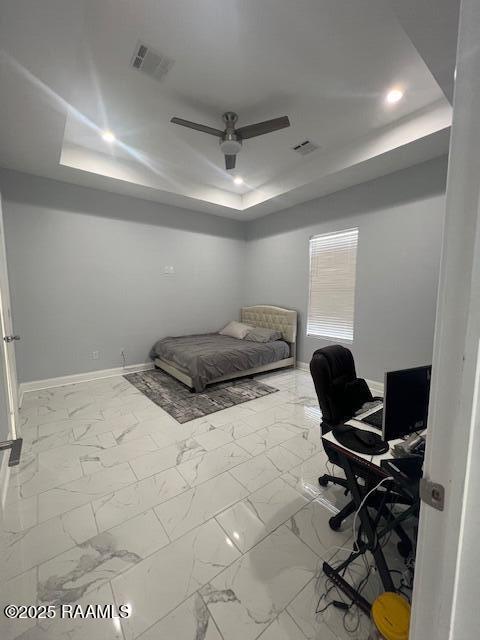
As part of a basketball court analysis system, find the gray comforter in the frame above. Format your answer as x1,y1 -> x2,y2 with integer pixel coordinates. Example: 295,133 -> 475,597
151,333 -> 290,392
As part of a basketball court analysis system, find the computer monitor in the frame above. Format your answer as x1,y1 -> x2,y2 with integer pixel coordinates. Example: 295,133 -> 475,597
382,365 -> 432,441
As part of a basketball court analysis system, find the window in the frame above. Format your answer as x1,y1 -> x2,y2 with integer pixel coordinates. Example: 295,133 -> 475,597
307,227 -> 358,342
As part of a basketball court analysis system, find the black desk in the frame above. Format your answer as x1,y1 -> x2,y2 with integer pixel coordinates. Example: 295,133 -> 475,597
321,418 -> 420,614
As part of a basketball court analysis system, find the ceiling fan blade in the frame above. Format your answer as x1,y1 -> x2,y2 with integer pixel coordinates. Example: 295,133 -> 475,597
225,154 -> 236,170
170,117 -> 224,137
236,116 -> 290,139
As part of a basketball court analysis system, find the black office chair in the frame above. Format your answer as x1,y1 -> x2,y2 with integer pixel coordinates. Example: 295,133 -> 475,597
310,345 -> 414,558
310,345 -> 375,531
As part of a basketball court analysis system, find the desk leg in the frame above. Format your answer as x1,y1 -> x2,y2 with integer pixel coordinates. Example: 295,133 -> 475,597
323,561 -> 371,615
342,455 -> 395,593
321,451 -> 396,610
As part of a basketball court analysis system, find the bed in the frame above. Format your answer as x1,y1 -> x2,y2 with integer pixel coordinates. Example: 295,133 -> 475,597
152,305 -> 297,392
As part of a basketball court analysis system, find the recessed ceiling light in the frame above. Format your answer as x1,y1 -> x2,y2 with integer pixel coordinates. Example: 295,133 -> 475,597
385,88 -> 404,104
233,176 -> 244,185
101,130 -> 116,143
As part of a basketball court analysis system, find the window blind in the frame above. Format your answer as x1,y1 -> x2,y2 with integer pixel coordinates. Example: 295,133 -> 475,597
307,227 -> 358,341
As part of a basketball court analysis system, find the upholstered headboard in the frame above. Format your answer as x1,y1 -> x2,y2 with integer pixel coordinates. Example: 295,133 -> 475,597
240,305 -> 297,344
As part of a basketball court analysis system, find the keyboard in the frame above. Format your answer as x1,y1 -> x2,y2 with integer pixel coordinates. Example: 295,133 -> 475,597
361,408 -> 383,430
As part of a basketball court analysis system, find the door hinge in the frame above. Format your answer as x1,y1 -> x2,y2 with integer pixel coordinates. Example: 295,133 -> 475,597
420,477 -> 445,511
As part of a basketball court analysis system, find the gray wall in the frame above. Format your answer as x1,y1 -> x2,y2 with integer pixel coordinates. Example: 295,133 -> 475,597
244,157 -> 447,382
0,156 -> 447,385
0,170 -> 245,383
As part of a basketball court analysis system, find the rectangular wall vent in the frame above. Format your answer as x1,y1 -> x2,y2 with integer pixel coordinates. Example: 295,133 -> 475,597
130,42 -> 174,82
292,140 -> 320,156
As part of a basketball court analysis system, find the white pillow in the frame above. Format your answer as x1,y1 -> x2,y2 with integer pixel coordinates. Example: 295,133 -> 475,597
219,320 -> 253,340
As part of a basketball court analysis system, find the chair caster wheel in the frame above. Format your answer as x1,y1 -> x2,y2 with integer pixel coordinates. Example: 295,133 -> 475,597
397,541 -> 412,558
329,515 -> 342,531
318,475 -> 329,487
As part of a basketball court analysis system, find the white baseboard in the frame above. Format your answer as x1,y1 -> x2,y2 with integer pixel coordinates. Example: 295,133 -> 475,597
296,361 -> 309,370
19,362 -> 155,396
18,361 -> 384,400
365,379 -> 384,397
297,360 -> 383,395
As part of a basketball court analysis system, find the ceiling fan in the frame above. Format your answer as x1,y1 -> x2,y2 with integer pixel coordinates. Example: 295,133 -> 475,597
170,111 -> 290,170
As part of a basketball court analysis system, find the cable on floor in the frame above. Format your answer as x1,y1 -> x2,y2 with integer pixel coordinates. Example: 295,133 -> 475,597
315,548 -> 376,635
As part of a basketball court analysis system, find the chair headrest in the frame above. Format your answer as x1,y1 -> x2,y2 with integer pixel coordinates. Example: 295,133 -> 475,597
310,345 -> 357,381
309,345 -> 358,429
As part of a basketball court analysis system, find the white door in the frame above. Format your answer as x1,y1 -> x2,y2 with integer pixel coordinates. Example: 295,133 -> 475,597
410,0 -> 480,638
0,195 -> 19,441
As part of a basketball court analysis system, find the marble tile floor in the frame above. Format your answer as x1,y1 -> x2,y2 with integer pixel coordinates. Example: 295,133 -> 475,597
0,369 -> 403,640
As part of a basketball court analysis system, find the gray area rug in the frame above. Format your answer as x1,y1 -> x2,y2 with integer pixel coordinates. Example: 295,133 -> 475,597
124,369 -> 279,423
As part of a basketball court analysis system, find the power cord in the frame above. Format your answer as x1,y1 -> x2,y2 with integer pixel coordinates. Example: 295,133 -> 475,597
342,563 -> 374,634
352,476 -> 394,552
315,556 -> 376,635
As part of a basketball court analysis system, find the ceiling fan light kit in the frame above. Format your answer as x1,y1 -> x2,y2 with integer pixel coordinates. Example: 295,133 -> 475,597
170,111 -> 290,170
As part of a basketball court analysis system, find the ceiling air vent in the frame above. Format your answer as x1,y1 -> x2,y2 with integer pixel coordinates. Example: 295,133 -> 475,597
130,42 -> 174,82
291,140 -> 320,156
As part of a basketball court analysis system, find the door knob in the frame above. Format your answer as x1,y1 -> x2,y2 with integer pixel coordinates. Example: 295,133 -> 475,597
3,335 -> 20,343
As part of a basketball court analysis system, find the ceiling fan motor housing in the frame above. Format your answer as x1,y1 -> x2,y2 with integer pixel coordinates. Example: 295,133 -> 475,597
219,134 -> 242,155
219,111 -> 242,155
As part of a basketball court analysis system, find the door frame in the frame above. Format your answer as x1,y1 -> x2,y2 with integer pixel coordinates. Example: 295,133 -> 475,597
0,193 -> 19,440
410,1 -> 480,638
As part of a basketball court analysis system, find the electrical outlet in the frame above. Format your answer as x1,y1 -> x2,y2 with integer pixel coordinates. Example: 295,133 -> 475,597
92,350 -> 99,360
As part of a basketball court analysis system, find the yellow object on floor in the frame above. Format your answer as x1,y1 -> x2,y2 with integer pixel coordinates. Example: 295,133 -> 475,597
371,592 -> 411,640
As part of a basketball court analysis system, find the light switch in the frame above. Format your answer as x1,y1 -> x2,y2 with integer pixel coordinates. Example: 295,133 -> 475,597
163,265 -> 175,274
